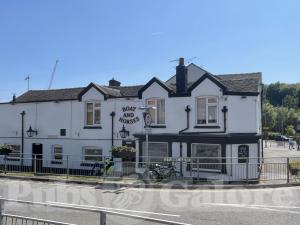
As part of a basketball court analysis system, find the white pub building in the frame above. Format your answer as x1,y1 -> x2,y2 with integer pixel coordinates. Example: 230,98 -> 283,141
0,58 -> 263,181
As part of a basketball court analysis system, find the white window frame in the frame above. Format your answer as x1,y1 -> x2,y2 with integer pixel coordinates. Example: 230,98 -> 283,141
82,146 -> 103,162
52,145 -> 63,161
191,143 -> 222,172
5,143 -> 21,160
196,96 -> 219,126
145,98 -> 166,125
85,101 -> 101,126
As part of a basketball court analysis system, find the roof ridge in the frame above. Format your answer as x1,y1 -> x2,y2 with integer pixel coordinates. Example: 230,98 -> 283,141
216,72 -> 261,76
27,87 -> 85,92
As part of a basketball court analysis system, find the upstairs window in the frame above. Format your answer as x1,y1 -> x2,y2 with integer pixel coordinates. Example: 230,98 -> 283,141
52,145 -> 63,161
196,97 -> 218,125
85,102 -> 101,126
146,98 -> 165,125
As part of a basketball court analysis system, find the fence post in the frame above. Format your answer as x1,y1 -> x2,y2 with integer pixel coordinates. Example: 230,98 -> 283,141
246,158 -> 249,184
66,155 -> 69,179
287,157 -> 290,184
100,212 -> 106,225
197,158 -> 200,182
0,199 -> 4,225
34,155 -> 37,175
4,155 -> 7,174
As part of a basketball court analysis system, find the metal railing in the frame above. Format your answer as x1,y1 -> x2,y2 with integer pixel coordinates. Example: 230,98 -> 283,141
0,198 -> 192,225
0,155 -> 300,184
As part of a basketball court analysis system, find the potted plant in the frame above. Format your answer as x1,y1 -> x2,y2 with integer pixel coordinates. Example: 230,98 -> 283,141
112,146 -> 136,162
0,144 -> 12,156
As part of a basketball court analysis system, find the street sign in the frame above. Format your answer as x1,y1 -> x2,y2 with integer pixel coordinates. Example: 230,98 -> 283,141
143,112 -> 152,127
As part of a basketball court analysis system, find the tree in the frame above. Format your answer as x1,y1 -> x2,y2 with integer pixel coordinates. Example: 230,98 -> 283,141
286,125 -> 296,136
283,95 -> 299,109
262,102 -> 277,130
275,107 -> 289,133
266,82 -> 281,106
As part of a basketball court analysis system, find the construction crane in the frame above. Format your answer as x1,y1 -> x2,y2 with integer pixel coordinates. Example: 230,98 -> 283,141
48,60 -> 59,89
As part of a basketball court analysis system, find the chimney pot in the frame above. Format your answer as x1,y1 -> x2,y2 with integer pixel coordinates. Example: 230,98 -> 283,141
179,57 -> 184,66
109,78 -> 121,87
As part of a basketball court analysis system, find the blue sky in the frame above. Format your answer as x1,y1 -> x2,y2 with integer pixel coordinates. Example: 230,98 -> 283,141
0,0 -> 300,101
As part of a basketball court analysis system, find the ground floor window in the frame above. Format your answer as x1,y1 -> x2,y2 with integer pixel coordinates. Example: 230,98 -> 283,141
191,143 -> 222,172
83,147 -> 103,162
52,145 -> 63,161
5,144 -> 21,159
142,142 -> 168,162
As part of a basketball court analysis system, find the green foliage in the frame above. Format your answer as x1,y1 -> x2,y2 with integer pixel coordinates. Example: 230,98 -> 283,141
286,125 -> 296,136
112,146 -> 136,153
0,144 -> 12,155
265,82 -> 300,107
263,82 -> 300,134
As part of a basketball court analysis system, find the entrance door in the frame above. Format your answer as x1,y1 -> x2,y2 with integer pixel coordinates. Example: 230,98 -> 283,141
32,143 -> 43,173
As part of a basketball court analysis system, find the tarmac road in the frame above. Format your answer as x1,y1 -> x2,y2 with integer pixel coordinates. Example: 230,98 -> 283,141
1,179 -> 300,225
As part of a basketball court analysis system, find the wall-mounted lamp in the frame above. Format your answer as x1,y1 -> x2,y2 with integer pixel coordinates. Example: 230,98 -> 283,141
119,125 -> 130,139
26,126 -> 38,137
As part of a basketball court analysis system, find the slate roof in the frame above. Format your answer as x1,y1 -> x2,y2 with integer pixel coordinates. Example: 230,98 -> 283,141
104,85 -> 144,97
12,70 -> 261,103
214,72 -> 261,93
13,87 -> 85,103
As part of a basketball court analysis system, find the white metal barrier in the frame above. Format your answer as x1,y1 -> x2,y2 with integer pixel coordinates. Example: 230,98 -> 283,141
0,198 -> 192,225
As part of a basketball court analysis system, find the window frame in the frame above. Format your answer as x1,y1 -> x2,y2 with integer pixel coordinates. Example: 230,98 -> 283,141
196,96 -> 219,126
84,101 -> 101,127
142,141 -> 168,162
191,143 -> 222,172
82,146 -> 103,162
145,98 -> 166,125
52,144 -> 63,161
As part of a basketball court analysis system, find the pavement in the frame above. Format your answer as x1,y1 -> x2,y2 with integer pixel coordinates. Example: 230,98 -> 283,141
1,178 -> 300,225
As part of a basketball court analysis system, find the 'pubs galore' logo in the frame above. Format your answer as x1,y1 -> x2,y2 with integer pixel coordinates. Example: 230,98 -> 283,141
119,106 -> 140,124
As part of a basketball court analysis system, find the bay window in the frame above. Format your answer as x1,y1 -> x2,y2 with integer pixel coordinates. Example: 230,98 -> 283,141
196,97 -> 218,125
191,144 -> 222,172
85,102 -> 101,126
146,98 -> 165,125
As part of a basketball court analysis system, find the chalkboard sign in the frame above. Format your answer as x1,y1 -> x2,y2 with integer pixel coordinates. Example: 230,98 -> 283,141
238,145 -> 249,163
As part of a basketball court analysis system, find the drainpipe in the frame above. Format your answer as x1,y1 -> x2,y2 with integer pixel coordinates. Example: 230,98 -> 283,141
20,111 -> 26,166
110,112 -> 116,149
221,106 -> 228,133
179,105 -> 191,134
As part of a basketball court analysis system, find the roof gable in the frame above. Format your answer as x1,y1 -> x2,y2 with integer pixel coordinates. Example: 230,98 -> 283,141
188,73 -> 227,94
78,83 -> 108,100
138,77 -> 173,99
